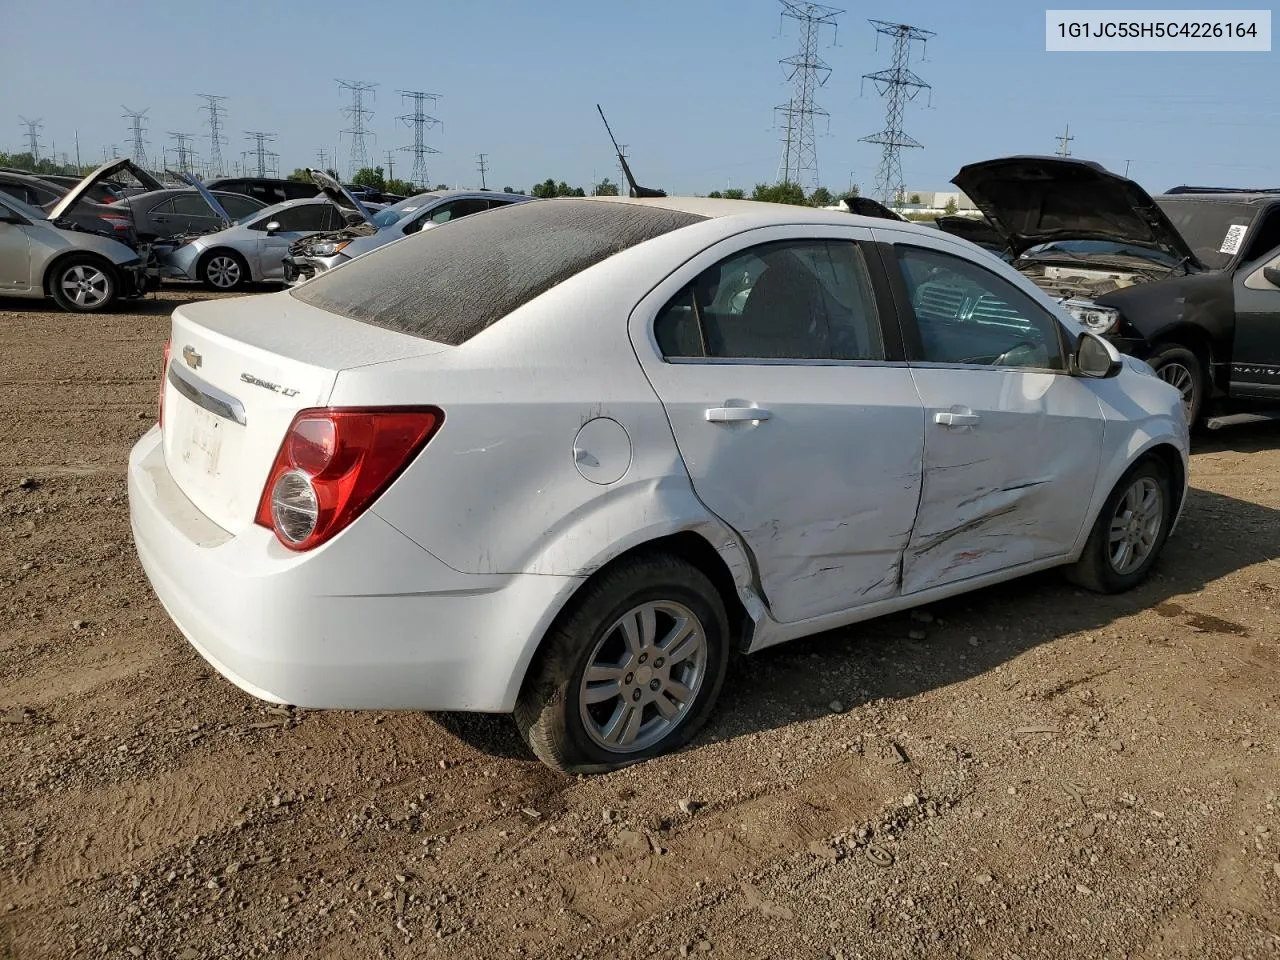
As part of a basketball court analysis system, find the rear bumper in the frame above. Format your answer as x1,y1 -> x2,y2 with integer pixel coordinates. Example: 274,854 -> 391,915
127,427 -> 580,711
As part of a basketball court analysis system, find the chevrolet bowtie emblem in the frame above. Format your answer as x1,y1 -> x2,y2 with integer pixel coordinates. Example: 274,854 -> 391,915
182,345 -> 202,370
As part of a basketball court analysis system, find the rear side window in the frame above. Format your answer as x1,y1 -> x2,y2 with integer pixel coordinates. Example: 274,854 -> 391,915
291,199 -> 706,345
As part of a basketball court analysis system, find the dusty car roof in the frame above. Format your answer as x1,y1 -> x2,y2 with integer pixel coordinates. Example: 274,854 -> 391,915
578,194 -> 939,233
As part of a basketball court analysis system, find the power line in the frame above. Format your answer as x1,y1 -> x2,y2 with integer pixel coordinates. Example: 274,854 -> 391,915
167,132 -> 197,175
198,94 -> 228,178
397,90 -> 442,188
122,106 -> 150,169
1056,124 -> 1074,157
18,116 -> 43,162
774,1 -> 842,190
244,131 -> 278,178
477,152 -> 489,190
859,20 -> 935,207
337,79 -> 378,178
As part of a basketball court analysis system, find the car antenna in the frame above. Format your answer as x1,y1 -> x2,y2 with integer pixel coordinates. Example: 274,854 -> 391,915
596,104 -> 666,198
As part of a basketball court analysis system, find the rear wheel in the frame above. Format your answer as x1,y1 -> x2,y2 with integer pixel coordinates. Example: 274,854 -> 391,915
515,555 -> 730,774
1146,344 -> 1204,426
200,250 -> 248,291
48,256 -> 118,313
1066,456 -> 1175,593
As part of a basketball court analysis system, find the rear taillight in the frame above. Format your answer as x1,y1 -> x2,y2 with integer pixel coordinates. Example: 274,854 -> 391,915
103,216 -> 131,232
255,407 -> 443,551
158,339 -> 171,427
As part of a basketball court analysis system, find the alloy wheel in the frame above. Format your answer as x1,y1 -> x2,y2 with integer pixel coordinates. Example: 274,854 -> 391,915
206,255 -> 242,289
578,600 -> 709,753
1156,362 -> 1196,420
60,265 -> 110,308
1107,476 -> 1164,575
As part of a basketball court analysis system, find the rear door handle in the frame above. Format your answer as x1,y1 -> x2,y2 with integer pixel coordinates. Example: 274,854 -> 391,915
705,406 -> 772,423
934,411 -> 981,427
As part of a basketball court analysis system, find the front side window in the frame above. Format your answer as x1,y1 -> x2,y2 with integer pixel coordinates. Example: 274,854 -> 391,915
428,198 -> 491,225
895,245 -> 1063,369
654,239 -> 885,361
218,194 -> 261,219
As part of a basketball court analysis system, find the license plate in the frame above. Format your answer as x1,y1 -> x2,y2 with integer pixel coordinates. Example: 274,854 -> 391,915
182,406 -> 224,477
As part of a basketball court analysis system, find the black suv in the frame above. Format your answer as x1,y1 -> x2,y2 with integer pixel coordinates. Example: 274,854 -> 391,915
939,156 -> 1280,429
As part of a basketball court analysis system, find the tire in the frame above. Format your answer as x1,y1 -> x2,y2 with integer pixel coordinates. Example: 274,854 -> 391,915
1146,344 -> 1204,427
48,255 -> 118,313
199,249 -> 249,291
1066,456 -> 1175,594
514,554 -> 730,774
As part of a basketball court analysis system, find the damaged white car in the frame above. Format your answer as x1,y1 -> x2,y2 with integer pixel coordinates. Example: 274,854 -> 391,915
129,196 -> 1188,773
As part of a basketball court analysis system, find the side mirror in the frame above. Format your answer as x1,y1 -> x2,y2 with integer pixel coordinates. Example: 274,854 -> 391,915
265,221 -> 281,236
1263,264 -> 1280,288
1075,331 -> 1122,379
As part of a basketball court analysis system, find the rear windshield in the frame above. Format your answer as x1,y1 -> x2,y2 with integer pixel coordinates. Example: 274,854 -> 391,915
290,199 -> 706,345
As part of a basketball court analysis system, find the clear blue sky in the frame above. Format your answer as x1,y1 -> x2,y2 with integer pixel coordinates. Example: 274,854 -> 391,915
2,0 -> 1274,195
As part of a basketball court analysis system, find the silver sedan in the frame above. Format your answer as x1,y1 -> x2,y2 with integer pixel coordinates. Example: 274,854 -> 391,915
160,198 -> 348,290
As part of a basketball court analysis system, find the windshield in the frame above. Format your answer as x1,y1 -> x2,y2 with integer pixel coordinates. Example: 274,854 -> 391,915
0,193 -> 48,221
371,207 -> 405,229
236,199 -> 290,227
1023,239 -> 1180,267
291,199 -> 705,345
1154,198 -> 1257,270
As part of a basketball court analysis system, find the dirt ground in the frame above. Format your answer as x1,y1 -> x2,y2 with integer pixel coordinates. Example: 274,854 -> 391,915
1,287 -> 1278,960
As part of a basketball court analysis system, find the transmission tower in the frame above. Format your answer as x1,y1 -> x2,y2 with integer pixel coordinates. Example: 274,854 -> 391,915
477,153 -> 489,190
167,132 -> 197,175
18,116 -> 43,162
244,131 -> 277,178
1056,124 -> 1074,157
197,94 -> 228,177
337,79 -> 378,177
384,150 -> 397,183
773,1 -> 842,190
859,20 -> 935,207
122,106 -> 150,169
397,90 -> 442,188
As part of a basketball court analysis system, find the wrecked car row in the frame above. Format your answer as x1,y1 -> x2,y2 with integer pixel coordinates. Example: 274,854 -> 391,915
934,156 -> 1280,430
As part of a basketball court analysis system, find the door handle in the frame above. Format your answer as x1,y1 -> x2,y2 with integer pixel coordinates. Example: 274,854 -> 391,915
705,406 -> 772,423
934,411 -> 981,427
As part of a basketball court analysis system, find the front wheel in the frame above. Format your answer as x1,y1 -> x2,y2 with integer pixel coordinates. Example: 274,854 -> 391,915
1066,456 -> 1175,593
49,256 -> 118,313
200,250 -> 248,291
515,555 -> 730,774
1147,344 -> 1204,427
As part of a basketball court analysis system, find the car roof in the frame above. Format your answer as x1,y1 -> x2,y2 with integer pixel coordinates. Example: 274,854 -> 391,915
1157,192 -> 1276,203
578,194 -> 938,232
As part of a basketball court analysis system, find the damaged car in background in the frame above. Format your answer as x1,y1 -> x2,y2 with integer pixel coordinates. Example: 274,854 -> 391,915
0,189 -> 147,312
943,156 -> 1280,428
159,193 -> 352,290
282,169 -> 532,284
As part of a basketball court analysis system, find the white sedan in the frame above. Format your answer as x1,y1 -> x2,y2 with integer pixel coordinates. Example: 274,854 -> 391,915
128,197 -> 1189,773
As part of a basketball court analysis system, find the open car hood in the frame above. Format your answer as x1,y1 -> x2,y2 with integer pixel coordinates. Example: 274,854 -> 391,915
169,171 -> 233,226
307,168 -> 376,227
933,215 -> 1004,250
951,156 -> 1199,264
47,158 -> 164,222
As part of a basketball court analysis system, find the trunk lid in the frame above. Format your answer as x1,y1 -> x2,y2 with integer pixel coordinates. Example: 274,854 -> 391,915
951,155 -> 1200,265
161,291 -> 450,534
48,157 -> 163,222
